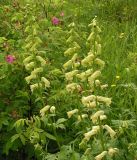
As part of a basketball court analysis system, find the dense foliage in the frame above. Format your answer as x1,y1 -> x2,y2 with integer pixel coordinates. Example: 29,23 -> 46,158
0,0 -> 137,159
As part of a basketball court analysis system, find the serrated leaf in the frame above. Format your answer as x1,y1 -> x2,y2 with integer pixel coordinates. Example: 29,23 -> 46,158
56,124 -> 66,129
11,134 -> 20,143
19,134 -> 26,145
56,118 -> 67,125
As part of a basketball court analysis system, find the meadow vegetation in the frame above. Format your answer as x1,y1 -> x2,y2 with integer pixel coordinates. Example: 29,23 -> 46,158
0,0 -> 137,159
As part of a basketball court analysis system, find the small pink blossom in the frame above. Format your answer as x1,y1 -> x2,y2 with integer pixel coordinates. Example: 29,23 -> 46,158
60,12 -> 64,17
52,17 -> 60,25
6,55 -> 16,63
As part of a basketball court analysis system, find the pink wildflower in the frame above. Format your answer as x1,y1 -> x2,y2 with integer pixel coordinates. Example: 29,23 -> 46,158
52,17 -> 60,25
60,12 -> 64,17
6,55 -> 16,63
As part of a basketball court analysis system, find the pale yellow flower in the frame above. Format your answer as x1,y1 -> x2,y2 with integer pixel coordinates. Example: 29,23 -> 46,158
77,114 -> 88,121
77,69 -> 93,82
81,54 -> 94,67
41,77 -> 50,88
95,151 -> 107,160
101,84 -> 108,90
96,43 -> 102,55
50,106 -> 56,114
31,67 -> 43,75
94,58 -> 105,69
25,74 -> 37,84
87,32 -> 94,42
23,56 -> 33,65
65,70 -> 79,81
71,53 -> 78,62
88,70 -> 101,85
90,110 -> 104,123
25,62 -> 35,70
63,60 -> 72,70
30,83 -> 42,92
36,56 -> 46,66
82,95 -> 96,106
66,83 -> 80,93
84,126 -> 100,141
64,47 -> 76,56
95,79 -> 101,87
40,105 -> 50,116
108,148 -> 119,157
86,101 -> 96,108
96,96 -> 111,106
103,125 -> 116,138
116,75 -> 120,79
100,115 -> 107,120
67,109 -> 79,118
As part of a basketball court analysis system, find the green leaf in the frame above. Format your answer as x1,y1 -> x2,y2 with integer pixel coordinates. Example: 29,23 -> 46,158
11,134 -> 20,143
19,134 -> 26,145
71,152 -> 80,160
45,132 -> 56,141
56,118 -> 67,125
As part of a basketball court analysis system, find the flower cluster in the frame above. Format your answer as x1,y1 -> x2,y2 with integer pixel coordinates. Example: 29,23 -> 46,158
24,55 -> 50,93
5,55 -> 16,64
63,17 -> 118,159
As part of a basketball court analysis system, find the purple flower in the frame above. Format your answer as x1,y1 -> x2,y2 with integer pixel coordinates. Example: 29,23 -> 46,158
52,17 -> 60,25
6,55 -> 16,63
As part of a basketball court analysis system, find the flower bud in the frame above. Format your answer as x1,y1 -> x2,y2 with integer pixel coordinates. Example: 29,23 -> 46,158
95,79 -> 101,87
87,32 -> 94,42
95,42 -> 101,55
50,106 -> 56,114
